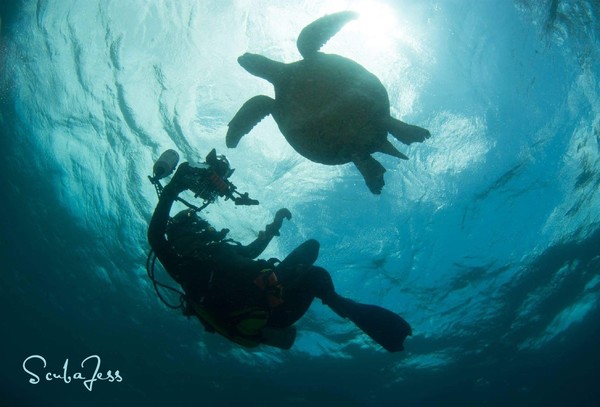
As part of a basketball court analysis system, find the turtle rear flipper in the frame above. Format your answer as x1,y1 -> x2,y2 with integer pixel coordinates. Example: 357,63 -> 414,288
352,154 -> 386,195
379,139 -> 409,160
387,117 -> 431,145
227,95 -> 276,148
297,11 -> 359,58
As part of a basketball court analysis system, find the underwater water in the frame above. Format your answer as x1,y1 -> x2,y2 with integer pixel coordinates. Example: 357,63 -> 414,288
1,0 -> 600,405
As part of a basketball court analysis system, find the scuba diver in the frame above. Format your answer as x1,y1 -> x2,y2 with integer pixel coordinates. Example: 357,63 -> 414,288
147,149 -> 412,351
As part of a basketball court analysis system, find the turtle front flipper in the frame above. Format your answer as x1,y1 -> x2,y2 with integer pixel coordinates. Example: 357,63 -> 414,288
352,154 -> 386,195
297,11 -> 359,58
227,95 -> 276,148
387,117 -> 431,145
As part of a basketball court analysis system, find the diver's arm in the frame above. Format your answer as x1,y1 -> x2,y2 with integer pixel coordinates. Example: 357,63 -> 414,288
237,230 -> 276,259
148,162 -> 196,256
237,208 -> 292,259
147,163 -> 199,279
148,184 -> 180,272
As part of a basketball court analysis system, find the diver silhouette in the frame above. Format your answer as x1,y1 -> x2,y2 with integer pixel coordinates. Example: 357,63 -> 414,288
147,149 -> 411,351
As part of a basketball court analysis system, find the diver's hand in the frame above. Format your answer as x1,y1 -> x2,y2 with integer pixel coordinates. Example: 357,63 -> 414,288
274,208 -> 292,224
265,208 -> 292,237
163,162 -> 194,195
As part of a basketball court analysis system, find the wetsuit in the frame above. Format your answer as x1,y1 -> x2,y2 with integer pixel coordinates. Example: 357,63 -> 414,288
147,181 -> 336,330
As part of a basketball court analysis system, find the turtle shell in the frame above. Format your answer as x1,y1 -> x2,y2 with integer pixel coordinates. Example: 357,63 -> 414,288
271,53 -> 391,165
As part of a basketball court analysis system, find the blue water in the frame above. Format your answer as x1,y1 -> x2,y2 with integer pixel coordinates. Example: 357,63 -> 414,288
1,0 -> 599,406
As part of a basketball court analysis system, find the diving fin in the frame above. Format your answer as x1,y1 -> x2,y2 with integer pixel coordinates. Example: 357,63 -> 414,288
327,295 -> 412,352
227,95 -> 275,148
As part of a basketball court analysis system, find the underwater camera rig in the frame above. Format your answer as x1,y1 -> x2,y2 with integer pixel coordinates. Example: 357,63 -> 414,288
148,148 -> 259,212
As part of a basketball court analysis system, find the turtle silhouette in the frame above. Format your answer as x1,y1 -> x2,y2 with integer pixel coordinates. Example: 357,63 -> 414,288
226,11 -> 430,194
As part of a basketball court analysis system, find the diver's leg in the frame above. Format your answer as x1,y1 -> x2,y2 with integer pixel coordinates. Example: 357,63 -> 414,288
277,239 -> 320,271
267,239 -> 321,324
272,261 -> 413,352
267,265 -> 335,328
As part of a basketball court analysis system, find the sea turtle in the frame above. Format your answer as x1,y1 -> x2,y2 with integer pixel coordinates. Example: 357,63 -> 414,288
226,11 -> 431,194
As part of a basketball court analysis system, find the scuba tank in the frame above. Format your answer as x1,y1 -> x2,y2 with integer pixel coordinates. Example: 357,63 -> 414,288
153,149 -> 180,180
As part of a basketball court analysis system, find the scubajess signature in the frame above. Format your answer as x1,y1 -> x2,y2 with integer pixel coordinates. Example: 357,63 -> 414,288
22,355 -> 123,391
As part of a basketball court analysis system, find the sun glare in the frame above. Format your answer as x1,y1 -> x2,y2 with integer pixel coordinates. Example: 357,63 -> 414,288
347,2 -> 400,46
313,0 -> 425,62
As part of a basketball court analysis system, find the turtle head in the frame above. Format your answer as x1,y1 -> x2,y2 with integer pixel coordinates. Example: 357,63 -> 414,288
238,53 -> 283,84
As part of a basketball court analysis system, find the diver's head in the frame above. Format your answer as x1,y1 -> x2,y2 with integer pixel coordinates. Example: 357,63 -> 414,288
166,209 -> 212,242
166,209 -> 229,256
